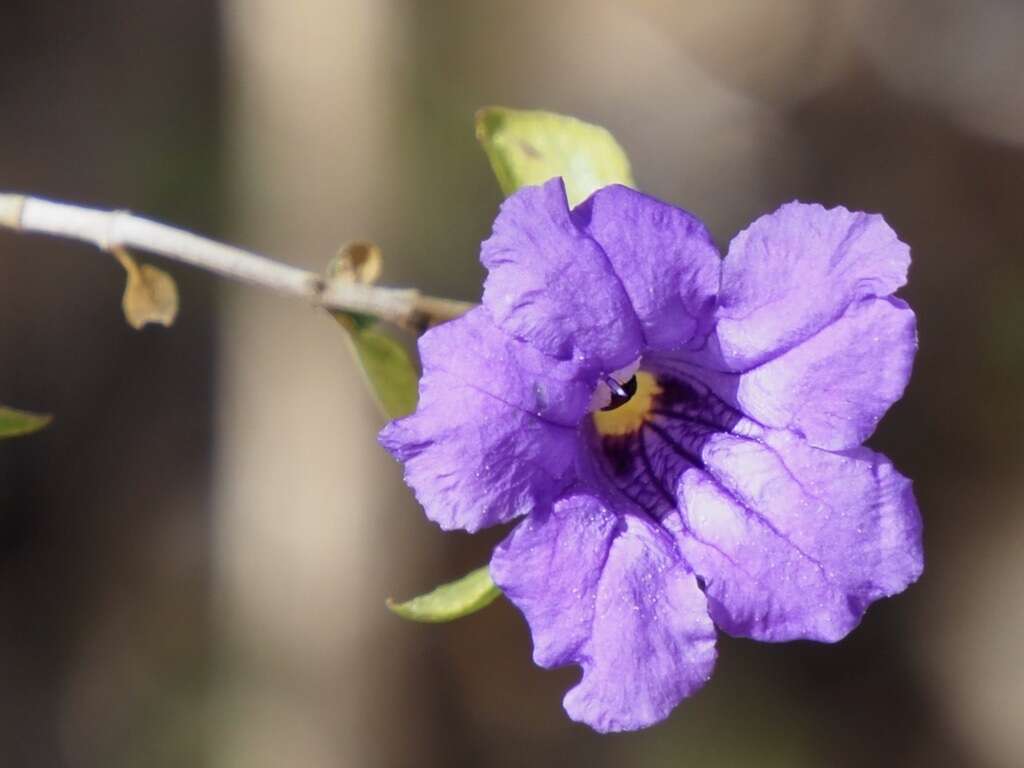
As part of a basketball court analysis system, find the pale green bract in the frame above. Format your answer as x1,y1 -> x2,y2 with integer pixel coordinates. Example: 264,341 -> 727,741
326,240 -> 420,421
386,565 -> 501,622
475,106 -> 636,207
349,328 -> 418,420
334,316 -> 419,420
389,108 -> 636,621
0,406 -> 51,438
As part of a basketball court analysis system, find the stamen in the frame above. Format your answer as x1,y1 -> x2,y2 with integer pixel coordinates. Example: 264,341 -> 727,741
605,375 -> 628,399
600,374 -> 640,412
593,371 -> 659,435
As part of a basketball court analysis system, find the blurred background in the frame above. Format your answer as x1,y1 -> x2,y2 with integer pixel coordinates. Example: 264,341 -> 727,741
0,1 -> 1022,765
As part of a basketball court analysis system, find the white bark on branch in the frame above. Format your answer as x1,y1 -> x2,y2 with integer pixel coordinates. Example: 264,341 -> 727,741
0,192 -> 473,328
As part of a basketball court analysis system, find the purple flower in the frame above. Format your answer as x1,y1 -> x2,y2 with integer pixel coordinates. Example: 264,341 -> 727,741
380,178 -> 922,732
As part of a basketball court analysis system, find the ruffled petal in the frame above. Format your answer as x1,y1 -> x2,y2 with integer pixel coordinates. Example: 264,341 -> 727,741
491,494 -> 717,733
671,429 -> 922,642
571,185 -> 721,352
379,308 -> 593,532
481,177 -> 643,371
716,202 -> 911,369
735,296 -> 917,450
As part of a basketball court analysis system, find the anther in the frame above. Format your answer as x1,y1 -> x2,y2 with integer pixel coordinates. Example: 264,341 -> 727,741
601,374 -> 638,411
605,375 -> 627,399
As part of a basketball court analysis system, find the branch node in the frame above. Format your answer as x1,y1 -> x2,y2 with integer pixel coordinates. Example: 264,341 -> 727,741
100,209 -> 132,253
309,275 -> 328,300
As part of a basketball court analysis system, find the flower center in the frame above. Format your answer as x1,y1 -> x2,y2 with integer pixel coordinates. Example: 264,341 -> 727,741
593,371 -> 662,436
601,374 -> 639,411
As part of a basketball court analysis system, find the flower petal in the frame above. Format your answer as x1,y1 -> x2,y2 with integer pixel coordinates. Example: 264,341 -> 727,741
735,296 -> 917,450
492,494 -> 717,733
572,185 -> 721,352
481,177 -> 643,371
379,308 -> 592,532
716,202 -> 911,369
671,429 -> 922,642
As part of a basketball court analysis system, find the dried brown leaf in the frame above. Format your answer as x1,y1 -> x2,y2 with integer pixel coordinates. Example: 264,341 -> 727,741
113,247 -> 179,329
326,240 -> 382,285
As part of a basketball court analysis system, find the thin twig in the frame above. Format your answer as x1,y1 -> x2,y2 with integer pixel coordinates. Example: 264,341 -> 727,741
0,193 -> 474,328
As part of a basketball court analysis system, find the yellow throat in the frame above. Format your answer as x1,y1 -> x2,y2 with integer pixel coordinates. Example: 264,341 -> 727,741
592,371 -> 661,437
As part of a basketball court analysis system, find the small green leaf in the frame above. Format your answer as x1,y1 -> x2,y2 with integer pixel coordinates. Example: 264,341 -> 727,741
475,106 -> 636,206
346,326 -> 419,419
0,406 -> 51,438
387,565 -> 501,623
325,241 -> 419,420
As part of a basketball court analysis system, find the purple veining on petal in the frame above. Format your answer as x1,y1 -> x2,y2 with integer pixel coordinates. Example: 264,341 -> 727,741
584,363 -> 742,523
585,352 -> 922,644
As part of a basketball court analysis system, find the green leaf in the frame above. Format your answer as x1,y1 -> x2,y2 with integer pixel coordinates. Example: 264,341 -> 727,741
475,106 -> 636,206
387,565 -> 501,623
0,406 -> 51,438
334,315 -> 419,419
349,327 -> 419,420
325,241 -> 419,420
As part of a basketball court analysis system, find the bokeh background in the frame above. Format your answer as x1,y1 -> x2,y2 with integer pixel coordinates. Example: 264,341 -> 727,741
1,1 -> 1022,766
